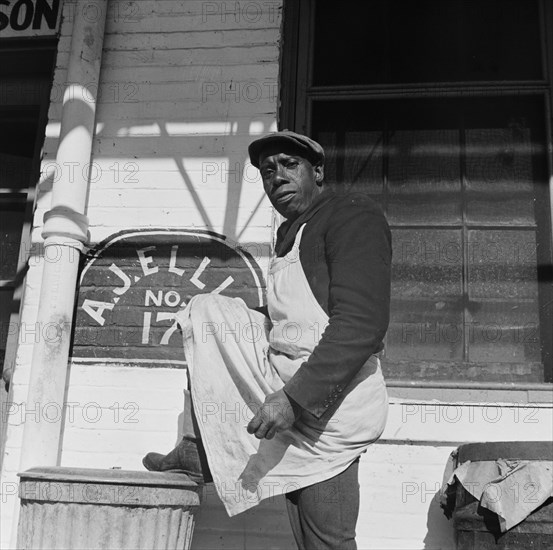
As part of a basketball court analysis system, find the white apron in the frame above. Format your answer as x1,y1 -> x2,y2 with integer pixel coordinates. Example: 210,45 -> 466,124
177,225 -> 388,516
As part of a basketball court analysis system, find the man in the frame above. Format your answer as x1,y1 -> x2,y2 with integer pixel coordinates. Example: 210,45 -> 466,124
143,130 -> 391,549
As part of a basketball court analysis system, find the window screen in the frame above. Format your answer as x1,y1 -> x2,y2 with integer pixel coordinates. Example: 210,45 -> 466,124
312,96 -> 551,382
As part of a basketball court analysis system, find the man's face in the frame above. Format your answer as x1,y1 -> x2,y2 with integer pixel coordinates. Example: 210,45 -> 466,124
258,146 -> 324,221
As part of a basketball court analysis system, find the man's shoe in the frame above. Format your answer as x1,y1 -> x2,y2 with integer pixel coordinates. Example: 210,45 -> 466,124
142,437 -> 212,483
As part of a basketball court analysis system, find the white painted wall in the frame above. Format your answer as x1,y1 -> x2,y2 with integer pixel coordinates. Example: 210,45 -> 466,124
2,1 -> 280,545
2,1 -> 552,549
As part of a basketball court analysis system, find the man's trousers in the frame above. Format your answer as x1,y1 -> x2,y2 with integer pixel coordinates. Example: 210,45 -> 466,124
285,457 -> 361,550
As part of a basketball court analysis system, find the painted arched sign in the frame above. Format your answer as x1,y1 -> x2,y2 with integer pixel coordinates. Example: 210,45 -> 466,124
72,229 -> 265,367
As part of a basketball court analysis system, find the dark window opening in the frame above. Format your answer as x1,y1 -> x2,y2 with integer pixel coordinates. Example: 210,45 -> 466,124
313,0 -> 543,86
0,39 -> 56,386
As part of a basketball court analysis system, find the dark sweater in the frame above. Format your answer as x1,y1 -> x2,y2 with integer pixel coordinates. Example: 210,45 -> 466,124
275,188 -> 392,419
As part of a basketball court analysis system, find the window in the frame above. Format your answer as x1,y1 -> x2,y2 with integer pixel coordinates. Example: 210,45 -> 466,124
0,40 -> 56,388
281,0 -> 553,383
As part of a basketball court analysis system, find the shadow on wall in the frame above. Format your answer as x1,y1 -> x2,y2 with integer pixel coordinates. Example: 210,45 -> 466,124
193,484 -> 296,550
40,115 -> 275,242
423,489 -> 456,549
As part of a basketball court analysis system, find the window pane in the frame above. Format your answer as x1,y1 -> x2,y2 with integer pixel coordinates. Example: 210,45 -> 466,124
315,132 -> 339,184
468,230 -> 539,300
0,288 -> 15,356
467,230 -> 542,367
313,103 -> 384,194
388,0 -> 542,83
0,199 -> 26,280
465,128 -> 536,225
468,301 -> 542,365
393,229 -> 463,297
388,127 -> 461,224
343,131 -> 383,191
386,100 -> 462,226
313,1 -> 386,86
0,109 -> 39,160
387,0 -> 465,83
315,130 -> 383,194
0,153 -> 32,190
387,229 -> 464,362
457,0 -> 542,82
312,0 -> 542,85
387,305 -> 465,362
464,97 -> 545,226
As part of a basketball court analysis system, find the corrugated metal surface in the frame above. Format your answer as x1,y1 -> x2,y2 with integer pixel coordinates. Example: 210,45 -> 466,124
18,501 -> 195,550
17,468 -> 201,550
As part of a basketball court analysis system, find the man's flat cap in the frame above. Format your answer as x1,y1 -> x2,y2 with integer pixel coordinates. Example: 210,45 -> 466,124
248,130 -> 325,168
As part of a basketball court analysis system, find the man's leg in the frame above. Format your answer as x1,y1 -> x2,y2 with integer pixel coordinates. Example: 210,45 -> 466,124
285,458 -> 360,550
142,386 -> 212,482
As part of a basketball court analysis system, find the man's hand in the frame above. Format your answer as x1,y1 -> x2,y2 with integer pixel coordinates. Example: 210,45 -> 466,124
247,389 -> 299,440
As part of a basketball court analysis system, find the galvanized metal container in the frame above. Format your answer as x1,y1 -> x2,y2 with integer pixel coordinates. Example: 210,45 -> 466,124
452,441 -> 553,550
17,467 -> 202,550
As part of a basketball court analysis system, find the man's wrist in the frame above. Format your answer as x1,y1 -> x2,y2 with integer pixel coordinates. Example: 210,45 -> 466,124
283,388 -> 303,420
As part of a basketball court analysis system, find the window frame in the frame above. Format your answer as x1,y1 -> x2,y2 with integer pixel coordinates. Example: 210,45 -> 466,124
279,0 -> 553,399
